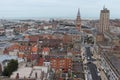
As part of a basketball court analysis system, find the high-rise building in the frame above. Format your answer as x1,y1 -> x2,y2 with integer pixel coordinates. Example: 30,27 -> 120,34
99,6 -> 110,33
76,8 -> 81,31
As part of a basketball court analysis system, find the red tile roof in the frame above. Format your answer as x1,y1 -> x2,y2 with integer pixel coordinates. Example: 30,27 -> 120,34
32,45 -> 38,53
42,47 -> 50,52
37,58 -> 44,66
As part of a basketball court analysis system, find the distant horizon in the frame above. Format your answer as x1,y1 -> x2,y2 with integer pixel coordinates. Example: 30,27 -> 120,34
0,16 -> 119,20
0,16 -> 99,20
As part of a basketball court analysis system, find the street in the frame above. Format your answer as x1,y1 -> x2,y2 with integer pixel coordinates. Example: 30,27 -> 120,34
84,47 -> 101,80
87,62 -> 101,80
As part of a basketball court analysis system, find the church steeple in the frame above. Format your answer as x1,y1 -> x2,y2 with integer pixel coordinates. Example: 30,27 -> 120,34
76,8 -> 81,31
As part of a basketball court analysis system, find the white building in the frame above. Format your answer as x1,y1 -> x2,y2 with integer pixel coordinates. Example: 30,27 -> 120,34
101,52 -> 120,80
5,28 -> 14,38
11,66 -> 49,80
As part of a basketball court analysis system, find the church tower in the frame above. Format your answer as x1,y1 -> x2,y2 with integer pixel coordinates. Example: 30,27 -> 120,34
76,8 -> 81,31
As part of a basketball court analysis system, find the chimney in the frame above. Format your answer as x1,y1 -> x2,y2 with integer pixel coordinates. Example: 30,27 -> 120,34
35,72 -> 38,78
16,73 -> 19,79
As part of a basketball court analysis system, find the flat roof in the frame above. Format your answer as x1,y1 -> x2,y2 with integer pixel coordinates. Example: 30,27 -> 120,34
0,55 -> 18,62
11,66 -> 48,79
10,67 -> 32,79
0,42 -> 11,48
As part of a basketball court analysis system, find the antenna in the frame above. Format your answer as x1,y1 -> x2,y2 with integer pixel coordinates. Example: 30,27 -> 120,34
103,5 -> 105,9
77,8 -> 81,17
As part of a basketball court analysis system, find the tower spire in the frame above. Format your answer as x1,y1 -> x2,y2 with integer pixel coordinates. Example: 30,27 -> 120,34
77,8 -> 80,17
76,8 -> 81,31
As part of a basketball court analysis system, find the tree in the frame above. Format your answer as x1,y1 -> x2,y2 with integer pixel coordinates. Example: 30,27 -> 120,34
69,44 -> 73,49
3,59 -> 18,77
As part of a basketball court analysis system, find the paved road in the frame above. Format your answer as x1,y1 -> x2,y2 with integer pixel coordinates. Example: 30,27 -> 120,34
87,62 -> 101,80
85,47 -> 92,61
85,47 -> 101,80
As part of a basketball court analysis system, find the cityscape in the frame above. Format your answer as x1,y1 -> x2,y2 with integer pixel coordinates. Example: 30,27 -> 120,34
0,0 -> 120,80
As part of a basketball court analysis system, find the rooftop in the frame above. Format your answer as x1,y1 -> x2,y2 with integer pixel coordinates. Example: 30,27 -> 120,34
97,39 -> 112,47
103,52 -> 120,77
104,32 -> 119,40
0,42 -> 11,48
10,67 -> 32,79
10,66 -> 48,79
0,55 -> 18,63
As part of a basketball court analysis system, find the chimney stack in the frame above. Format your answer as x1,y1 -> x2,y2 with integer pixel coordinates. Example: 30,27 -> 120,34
16,73 -> 19,79
35,72 -> 38,78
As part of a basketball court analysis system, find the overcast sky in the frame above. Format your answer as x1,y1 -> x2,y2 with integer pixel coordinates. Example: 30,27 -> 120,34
0,0 -> 119,19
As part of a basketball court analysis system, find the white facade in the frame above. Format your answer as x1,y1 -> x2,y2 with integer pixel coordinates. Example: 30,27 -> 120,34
5,29 -> 14,38
42,51 -> 49,56
10,66 -> 49,80
11,67 -> 32,79
101,53 -> 120,80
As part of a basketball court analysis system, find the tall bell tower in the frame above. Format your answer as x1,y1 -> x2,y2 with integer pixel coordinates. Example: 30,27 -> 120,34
76,8 -> 81,31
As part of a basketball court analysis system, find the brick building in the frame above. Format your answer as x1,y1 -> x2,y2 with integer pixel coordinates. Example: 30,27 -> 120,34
50,57 -> 72,72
